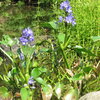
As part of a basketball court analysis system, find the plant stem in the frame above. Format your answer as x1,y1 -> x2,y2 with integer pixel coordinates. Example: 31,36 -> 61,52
60,44 -> 69,68
54,30 -> 69,68
26,57 -> 30,74
0,47 -> 13,63
18,68 -> 25,82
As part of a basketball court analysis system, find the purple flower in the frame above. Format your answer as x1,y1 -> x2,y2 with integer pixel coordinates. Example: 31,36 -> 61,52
28,35 -> 34,42
58,16 -> 63,22
28,77 -> 36,89
19,52 -> 24,60
19,28 -> 34,45
28,77 -> 35,85
59,1 -> 76,26
60,1 -> 69,9
65,13 -> 76,26
60,0 -> 72,13
19,37 -> 28,45
72,19 -> 76,26
22,28 -> 33,37
66,5 -> 72,13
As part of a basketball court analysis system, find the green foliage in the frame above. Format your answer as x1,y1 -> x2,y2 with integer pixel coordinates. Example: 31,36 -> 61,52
31,67 -> 47,78
35,77 -> 47,86
83,67 -> 92,74
91,36 -> 100,42
31,68 -> 42,78
0,35 -> 16,47
70,73 -> 84,81
20,88 -> 29,100
58,33 -> 65,44
73,45 -> 95,56
21,45 -> 35,57
0,0 -> 99,99
0,57 -> 3,65
42,84 -> 52,94
41,20 -> 58,29
0,86 -> 12,99
40,48 -> 49,52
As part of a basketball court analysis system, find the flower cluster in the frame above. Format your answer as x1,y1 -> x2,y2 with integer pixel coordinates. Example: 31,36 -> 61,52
60,0 -> 72,13
59,0 -> 76,26
19,28 -> 34,45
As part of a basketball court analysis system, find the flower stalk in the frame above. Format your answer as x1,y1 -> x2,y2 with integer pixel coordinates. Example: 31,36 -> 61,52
60,44 -> 69,68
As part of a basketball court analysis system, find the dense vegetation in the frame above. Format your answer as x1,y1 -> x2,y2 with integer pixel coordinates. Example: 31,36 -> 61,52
0,0 -> 100,100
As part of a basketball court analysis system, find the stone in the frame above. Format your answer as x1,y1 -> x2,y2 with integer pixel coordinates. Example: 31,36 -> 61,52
79,91 -> 100,100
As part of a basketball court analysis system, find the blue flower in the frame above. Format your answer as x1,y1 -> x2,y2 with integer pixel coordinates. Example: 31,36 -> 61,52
19,52 -> 24,60
28,77 -> 35,85
65,13 -> 76,26
28,35 -> 34,42
60,0 -> 72,13
65,5 -> 72,13
58,16 -> 63,22
22,28 -> 33,38
60,1 -> 69,9
59,0 -> 76,26
19,37 -> 28,45
19,28 -> 34,45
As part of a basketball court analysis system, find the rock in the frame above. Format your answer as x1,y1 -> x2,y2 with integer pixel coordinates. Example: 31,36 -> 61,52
79,91 -> 100,100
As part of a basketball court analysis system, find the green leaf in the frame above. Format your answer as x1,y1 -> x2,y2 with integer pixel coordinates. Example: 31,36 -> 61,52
70,73 -> 84,81
91,36 -> 100,42
40,48 -> 49,52
11,67 -> 18,75
31,68 -> 42,78
6,51 -> 13,56
17,48 -> 22,55
0,86 -> 9,98
48,21 -> 58,29
58,33 -> 65,44
20,88 -> 29,100
0,35 -> 16,47
21,45 -> 35,57
0,57 -> 3,65
33,61 -> 38,67
55,82 -> 64,90
3,75 -> 9,82
83,67 -> 92,74
41,20 -> 58,29
17,1 -> 25,7
42,84 -> 53,94
0,75 -> 3,80
8,68 -> 18,78
74,45 -> 95,56
41,22 -> 51,28
39,67 -> 47,73
35,77 -> 46,86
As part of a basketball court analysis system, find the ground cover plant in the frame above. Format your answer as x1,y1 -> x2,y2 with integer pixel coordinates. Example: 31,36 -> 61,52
0,0 -> 100,100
